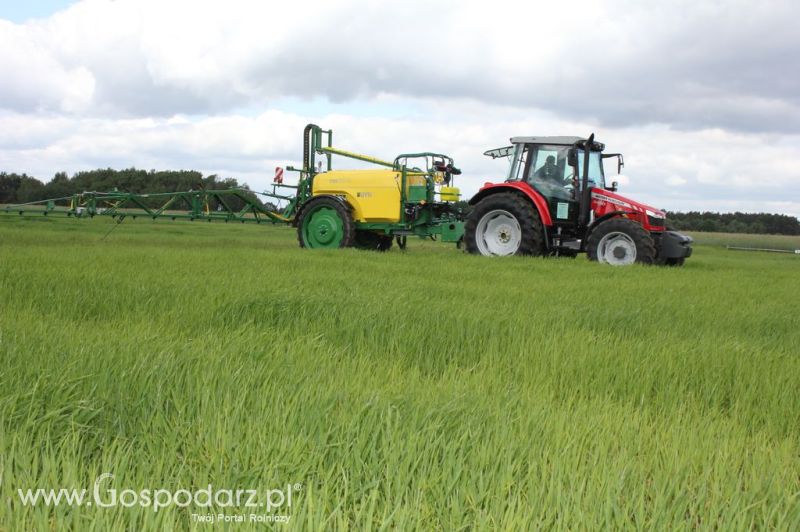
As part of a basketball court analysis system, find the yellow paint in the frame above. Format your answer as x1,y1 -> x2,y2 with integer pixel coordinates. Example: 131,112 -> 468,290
440,187 -> 460,202
313,169 -> 403,222
406,174 -> 426,188
270,212 -> 292,222
319,146 -> 396,168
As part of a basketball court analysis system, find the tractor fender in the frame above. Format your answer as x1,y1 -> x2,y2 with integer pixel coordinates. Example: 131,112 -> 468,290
468,182 -> 553,226
586,210 -> 637,236
293,194 -> 352,226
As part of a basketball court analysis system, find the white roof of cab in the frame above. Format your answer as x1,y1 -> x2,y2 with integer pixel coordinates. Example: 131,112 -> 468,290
510,136 -> 585,145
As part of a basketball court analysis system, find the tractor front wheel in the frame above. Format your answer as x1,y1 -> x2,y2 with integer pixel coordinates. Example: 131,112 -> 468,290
465,193 -> 544,256
297,196 -> 355,249
586,217 -> 655,265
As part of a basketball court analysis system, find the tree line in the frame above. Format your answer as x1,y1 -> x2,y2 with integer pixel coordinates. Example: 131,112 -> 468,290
665,211 -> 799,235
2,170 -> 798,234
0,169 -> 270,212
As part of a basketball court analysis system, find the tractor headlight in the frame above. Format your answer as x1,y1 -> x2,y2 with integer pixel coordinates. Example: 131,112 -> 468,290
646,209 -> 665,226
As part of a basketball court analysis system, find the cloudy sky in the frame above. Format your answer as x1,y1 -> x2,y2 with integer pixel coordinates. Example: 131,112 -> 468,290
2,0 -> 799,215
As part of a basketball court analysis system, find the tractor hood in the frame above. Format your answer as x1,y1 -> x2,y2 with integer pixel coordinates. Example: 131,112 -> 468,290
591,188 -> 666,229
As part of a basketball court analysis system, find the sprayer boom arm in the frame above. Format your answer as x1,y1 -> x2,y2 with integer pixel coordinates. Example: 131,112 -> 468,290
3,188 -> 290,224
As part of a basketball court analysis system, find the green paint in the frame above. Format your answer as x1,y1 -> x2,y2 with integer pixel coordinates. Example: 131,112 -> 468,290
408,186 -> 427,203
3,123 -> 467,247
301,206 -> 344,248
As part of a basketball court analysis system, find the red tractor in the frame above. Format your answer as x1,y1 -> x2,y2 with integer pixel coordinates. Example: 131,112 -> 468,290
464,134 -> 693,265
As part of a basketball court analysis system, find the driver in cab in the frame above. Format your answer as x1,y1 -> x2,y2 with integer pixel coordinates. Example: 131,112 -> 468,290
532,155 -> 571,199
534,155 -> 561,182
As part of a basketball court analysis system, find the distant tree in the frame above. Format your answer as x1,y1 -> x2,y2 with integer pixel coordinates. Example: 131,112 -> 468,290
666,210 -> 799,235
698,219 -> 717,232
0,172 -> 22,203
0,173 -> 46,204
16,176 -> 46,203
42,172 -> 72,200
0,168 -> 269,211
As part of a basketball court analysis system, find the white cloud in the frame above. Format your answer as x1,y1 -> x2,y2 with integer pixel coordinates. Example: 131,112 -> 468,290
2,0 -> 799,130
0,20 -> 96,113
1,0 -> 800,217
2,100 -> 799,216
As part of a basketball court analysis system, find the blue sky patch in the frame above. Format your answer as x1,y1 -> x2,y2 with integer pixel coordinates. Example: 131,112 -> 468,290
0,0 -> 76,23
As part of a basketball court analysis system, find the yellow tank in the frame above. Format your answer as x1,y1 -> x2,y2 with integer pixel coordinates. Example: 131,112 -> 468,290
313,170 -> 402,223
440,186 -> 460,202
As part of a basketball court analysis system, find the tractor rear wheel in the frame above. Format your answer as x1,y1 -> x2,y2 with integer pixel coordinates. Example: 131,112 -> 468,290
297,196 -> 355,249
465,193 -> 544,256
354,231 -> 393,251
586,217 -> 655,265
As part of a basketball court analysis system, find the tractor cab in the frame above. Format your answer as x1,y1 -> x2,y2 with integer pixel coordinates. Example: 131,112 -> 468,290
488,136 -> 616,230
469,135 -> 693,265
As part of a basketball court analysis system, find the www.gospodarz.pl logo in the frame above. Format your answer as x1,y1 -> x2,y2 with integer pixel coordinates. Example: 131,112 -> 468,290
17,473 -> 299,522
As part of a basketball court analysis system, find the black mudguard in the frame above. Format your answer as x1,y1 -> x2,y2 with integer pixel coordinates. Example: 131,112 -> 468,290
659,230 -> 693,259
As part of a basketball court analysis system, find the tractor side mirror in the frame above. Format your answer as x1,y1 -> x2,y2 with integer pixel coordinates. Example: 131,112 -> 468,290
602,153 -> 624,174
567,148 -> 576,165
606,181 -> 618,192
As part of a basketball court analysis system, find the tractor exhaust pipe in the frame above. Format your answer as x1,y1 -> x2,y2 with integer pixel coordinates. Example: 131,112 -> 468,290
578,133 -> 595,229
303,123 -> 317,173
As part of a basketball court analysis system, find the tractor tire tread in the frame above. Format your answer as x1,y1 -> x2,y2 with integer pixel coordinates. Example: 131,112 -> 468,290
586,217 -> 656,264
464,192 -> 544,256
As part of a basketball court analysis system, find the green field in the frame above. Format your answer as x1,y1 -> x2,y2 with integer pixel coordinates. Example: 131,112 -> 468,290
1,216 -> 799,530
687,231 -> 800,250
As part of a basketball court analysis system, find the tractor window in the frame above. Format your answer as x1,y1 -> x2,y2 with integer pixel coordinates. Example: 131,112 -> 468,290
575,150 -> 605,189
506,144 -> 527,181
525,145 -> 573,200
531,148 -> 569,180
